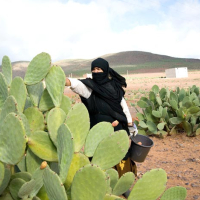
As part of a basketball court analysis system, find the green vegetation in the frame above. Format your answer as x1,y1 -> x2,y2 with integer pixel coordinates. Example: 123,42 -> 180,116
132,84 -> 200,138
0,53 -> 187,199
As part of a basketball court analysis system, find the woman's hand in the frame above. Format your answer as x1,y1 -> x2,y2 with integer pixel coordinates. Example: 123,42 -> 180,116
65,78 -> 71,86
112,120 -> 119,127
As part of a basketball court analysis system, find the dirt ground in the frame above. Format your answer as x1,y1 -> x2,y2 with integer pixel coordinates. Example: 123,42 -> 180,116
65,71 -> 200,200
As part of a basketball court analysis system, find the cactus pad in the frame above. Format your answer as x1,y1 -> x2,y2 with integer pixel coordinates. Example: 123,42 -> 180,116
0,72 -> 8,108
0,73 -> 8,109
0,113 -> 27,165
24,52 -> 51,85
57,123 -> 74,183
105,168 -> 119,190
84,122 -> 114,157
47,107 -> 66,146
2,55 -> 12,86
26,148 -> 43,174
19,167 -> 45,198
0,95 -> 18,127
160,186 -> 187,200
24,107 -> 45,133
9,178 -> 26,200
113,172 -> 135,196
11,172 -> 32,182
9,77 -> 27,112
43,167 -> 68,200
71,164 -> 107,200
28,131 -> 58,162
18,179 -> 36,199
92,130 -> 129,170
60,94 -> 72,115
128,168 -> 167,200
45,65 -> 66,107
39,88 -> 54,111
64,152 -> 90,190
0,161 -> 4,186
27,81 -> 44,107
0,168 -> 11,195
65,103 -> 90,152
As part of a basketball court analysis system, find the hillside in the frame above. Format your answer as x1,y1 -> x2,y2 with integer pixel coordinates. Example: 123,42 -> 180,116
1,51 -> 200,78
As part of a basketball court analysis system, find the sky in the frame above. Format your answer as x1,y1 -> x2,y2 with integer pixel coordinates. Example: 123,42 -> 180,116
0,0 -> 200,63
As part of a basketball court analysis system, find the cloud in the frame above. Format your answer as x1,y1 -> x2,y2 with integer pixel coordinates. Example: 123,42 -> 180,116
0,0 -> 200,64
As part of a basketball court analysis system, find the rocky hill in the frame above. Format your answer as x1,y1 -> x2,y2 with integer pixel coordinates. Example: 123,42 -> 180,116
1,51 -> 200,78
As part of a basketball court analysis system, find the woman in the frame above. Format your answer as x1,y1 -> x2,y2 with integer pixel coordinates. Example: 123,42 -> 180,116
65,58 -> 137,179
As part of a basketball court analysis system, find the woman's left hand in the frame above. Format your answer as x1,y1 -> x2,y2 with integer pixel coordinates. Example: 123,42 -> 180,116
112,120 -> 119,127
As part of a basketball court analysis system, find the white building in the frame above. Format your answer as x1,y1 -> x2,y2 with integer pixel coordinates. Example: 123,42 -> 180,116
165,67 -> 188,78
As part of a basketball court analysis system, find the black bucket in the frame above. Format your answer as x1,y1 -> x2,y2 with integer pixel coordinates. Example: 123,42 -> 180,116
130,134 -> 154,162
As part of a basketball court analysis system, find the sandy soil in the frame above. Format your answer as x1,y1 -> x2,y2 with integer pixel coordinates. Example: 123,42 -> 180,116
64,71 -> 200,200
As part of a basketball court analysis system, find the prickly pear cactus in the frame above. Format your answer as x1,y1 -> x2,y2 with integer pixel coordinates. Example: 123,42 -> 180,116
24,52 -> 51,85
160,186 -> 187,200
2,55 -> 12,87
0,167 -> 11,195
11,172 -> 32,182
27,81 -> 44,107
128,168 -> 167,200
45,65 -> 66,107
105,168 -> 119,190
84,122 -> 114,157
0,53 -> 188,200
9,178 -> 26,200
28,131 -> 58,162
113,172 -> 135,196
64,152 -> 90,190
60,94 -> 72,115
9,77 -> 27,112
0,73 -> 8,109
57,123 -> 74,183
43,166 -> 68,200
0,162 -> 4,186
0,95 -> 18,126
26,148 -> 43,174
65,103 -> 90,152
0,113 -> 27,165
24,107 -> 45,133
39,88 -> 54,111
91,130 -> 129,170
47,107 -> 66,146
18,166 -> 45,198
71,164 -> 107,200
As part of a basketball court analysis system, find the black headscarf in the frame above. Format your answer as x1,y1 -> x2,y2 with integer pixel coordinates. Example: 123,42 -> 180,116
80,58 -> 127,120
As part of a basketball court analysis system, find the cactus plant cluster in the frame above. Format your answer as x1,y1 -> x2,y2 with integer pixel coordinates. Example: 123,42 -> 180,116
0,53 -> 187,200
134,84 -> 200,138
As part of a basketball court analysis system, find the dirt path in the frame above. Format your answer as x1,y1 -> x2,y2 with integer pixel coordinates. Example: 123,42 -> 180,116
136,134 -> 200,200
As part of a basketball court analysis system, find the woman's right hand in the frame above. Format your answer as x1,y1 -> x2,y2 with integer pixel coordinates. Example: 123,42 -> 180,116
65,78 -> 71,86
112,120 -> 119,127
